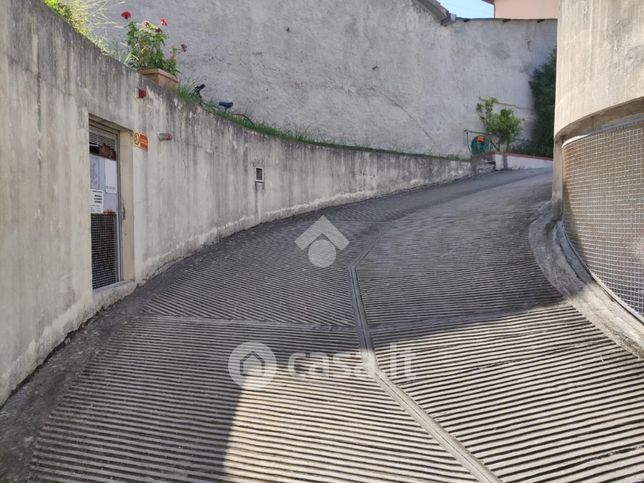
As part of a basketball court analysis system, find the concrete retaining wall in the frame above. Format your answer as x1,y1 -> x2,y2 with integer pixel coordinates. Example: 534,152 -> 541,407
488,153 -> 553,170
97,0 -> 557,156
0,0 -> 487,405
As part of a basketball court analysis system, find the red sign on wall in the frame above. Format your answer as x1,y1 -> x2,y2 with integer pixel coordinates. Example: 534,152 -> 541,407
134,131 -> 149,151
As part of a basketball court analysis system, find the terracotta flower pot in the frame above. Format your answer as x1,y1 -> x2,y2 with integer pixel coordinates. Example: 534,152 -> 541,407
139,68 -> 179,90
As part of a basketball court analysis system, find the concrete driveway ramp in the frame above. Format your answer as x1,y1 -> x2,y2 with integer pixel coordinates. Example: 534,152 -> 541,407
30,318 -> 475,482
21,170 -> 644,482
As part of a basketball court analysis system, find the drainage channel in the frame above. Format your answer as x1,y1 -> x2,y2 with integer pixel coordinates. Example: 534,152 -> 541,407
348,223 -> 500,483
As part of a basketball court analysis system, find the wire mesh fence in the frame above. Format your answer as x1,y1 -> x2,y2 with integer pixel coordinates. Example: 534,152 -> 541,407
563,120 -> 644,319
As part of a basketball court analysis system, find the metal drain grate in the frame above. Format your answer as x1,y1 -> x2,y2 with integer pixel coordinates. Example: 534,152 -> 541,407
563,121 -> 644,319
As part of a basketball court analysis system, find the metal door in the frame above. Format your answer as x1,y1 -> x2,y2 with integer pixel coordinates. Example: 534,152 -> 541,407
89,123 -> 122,289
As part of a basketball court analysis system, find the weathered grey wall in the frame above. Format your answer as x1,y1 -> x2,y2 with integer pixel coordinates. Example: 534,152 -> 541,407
552,0 -> 644,216
98,0 -> 556,156
555,0 -> 644,136
0,0 -> 487,405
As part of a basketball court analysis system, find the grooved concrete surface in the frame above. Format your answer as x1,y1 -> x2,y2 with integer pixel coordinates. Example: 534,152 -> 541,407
2,170 -> 644,482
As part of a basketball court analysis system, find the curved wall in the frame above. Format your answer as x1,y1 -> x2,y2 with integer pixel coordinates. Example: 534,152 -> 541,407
554,0 -> 644,319
98,0 -> 556,156
554,0 -> 644,136
562,121 -> 644,319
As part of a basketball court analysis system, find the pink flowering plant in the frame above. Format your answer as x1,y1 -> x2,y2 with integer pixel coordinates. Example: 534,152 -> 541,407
121,11 -> 186,76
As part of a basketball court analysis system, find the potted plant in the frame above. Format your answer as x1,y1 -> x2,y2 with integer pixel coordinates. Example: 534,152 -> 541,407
121,11 -> 187,89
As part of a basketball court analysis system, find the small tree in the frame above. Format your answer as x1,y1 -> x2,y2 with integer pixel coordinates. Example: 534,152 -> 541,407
476,97 -> 522,152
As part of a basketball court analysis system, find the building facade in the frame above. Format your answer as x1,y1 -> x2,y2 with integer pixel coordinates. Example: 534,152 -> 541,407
484,0 -> 559,19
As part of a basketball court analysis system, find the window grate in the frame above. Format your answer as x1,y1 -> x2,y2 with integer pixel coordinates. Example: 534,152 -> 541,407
562,121 -> 644,319
89,131 -> 116,150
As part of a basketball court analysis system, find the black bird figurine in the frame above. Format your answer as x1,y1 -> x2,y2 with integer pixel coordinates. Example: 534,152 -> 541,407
193,84 -> 206,98
219,101 -> 234,112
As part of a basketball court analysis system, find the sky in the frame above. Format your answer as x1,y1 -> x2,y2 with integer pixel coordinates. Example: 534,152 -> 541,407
438,0 -> 494,18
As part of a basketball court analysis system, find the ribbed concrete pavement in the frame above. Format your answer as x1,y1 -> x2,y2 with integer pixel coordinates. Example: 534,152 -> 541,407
3,169 -> 644,481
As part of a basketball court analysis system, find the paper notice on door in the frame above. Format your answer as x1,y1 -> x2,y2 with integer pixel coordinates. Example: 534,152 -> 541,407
90,189 -> 104,213
90,154 -> 101,190
104,159 -> 118,194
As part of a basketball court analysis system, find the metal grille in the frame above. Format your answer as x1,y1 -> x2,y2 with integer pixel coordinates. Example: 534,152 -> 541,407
91,213 -> 118,289
89,130 -> 116,151
563,120 -> 644,319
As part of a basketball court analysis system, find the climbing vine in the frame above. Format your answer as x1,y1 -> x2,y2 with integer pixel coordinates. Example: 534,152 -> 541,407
527,49 -> 556,157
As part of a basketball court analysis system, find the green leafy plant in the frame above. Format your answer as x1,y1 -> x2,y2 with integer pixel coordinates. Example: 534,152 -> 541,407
43,0 -> 111,51
121,11 -> 186,76
528,49 -> 556,157
512,140 -> 554,158
476,97 -> 523,152
44,0 -> 87,32
175,80 -> 203,104
199,101 -> 459,158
